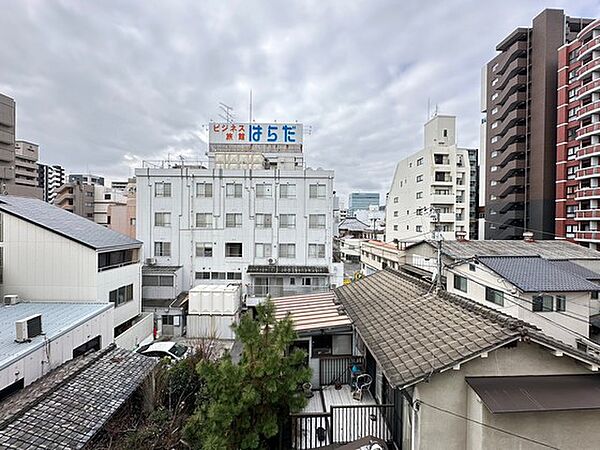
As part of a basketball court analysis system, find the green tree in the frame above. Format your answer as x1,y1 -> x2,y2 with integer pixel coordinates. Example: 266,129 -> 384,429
184,298 -> 311,449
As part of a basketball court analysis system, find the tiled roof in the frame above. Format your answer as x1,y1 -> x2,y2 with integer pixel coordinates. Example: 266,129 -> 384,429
272,292 -> 351,332
338,217 -> 371,231
478,256 -> 600,292
247,265 -> 329,274
0,345 -> 157,449
334,269 -> 600,388
549,260 -> 600,280
142,265 -> 182,274
0,302 -> 113,371
0,196 -> 141,251
430,239 -> 600,260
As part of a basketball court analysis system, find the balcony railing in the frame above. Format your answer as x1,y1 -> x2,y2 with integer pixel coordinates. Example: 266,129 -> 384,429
578,100 -> 600,120
579,58 -> 600,79
575,210 -> 600,219
578,79 -> 600,99
577,144 -> 600,159
576,123 -> 600,140
248,284 -> 330,298
576,166 -> 600,178
575,231 -> 600,241
576,187 -> 600,199
579,36 -> 600,58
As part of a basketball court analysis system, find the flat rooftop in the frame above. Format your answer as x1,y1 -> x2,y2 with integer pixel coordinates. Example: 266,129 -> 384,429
0,302 -> 112,371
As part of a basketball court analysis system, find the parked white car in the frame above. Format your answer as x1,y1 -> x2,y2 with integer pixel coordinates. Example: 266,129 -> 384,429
137,342 -> 189,361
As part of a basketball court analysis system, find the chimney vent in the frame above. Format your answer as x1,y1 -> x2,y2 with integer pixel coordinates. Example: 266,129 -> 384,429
523,231 -> 534,242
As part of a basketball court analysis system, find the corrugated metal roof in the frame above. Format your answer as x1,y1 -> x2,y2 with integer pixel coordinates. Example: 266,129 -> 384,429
0,302 -> 112,371
466,375 -> 600,413
0,196 -> 141,251
142,265 -> 182,274
272,292 -> 352,332
478,256 -> 600,292
429,239 -> 600,260
0,345 -> 157,449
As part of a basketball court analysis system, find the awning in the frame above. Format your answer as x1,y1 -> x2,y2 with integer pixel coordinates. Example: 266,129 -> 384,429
272,292 -> 352,332
466,375 -> 600,413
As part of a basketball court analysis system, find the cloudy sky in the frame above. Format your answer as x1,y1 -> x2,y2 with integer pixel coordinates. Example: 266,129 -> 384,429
1,0 -> 599,203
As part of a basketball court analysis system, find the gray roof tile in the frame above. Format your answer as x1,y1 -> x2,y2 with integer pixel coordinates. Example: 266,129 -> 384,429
478,256 -> 600,292
0,196 -> 141,251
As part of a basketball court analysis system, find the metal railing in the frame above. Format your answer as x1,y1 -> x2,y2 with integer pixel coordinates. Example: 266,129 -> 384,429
248,285 -> 330,298
319,355 -> 364,386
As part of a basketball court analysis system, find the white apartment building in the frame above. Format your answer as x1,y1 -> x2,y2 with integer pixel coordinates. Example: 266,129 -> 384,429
386,115 -> 473,242
136,122 -> 343,304
0,195 -> 152,349
93,184 -> 126,226
37,163 -> 66,204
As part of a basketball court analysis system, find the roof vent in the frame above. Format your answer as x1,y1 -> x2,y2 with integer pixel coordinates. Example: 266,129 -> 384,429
4,295 -> 19,306
15,314 -> 42,343
523,231 -> 534,243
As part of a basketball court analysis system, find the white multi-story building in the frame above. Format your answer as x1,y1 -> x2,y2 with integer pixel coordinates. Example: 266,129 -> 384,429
386,115 -> 474,242
37,163 -> 66,204
0,195 -> 152,349
136,122 -> 343,304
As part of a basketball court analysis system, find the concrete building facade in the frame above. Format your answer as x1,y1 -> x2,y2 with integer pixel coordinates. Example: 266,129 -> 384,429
386,115 -> 475,242
348,192 -> 379,216
555,19 -> 600,249
484,9 -> 592,239
37,163 -> 66,204
55,181 -> 95,219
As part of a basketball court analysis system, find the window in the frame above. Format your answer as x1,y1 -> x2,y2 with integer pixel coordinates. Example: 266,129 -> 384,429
211,272 -> 226,280
308,244 -> 326,258
196,242 -> 213,257
196,213 -> 213,228
416,192 -> 423,199
226,183 -> 242,198
569,49 -> 578,63
227,272 -> 242,280
255,183 -> 272,198
568,69 -> 578,82
155,182 -> 171,197
416,174 -> 423,183
568,107 -> 579,120
196,182 -> 213,197
226,213 -> 242,228
394,211 -> 399,217
255,213 -> 272,228
443,129 -> 448,138
142,275 -> 174,287
162,315 -> 175,326
154,241 -> 171,257
154,212 -> 171,227
453,275 -> 467,292
533,295 -> 554,312
568,88 -> 578,100
416,158 -> 423,166
255,243 -> 272,258
485,287 -> 504,306
394,197 -> 398,203
104,193 -> 111,200
280,184 -> 296,198
309,214 -> 326,229
279,214 -> 296,228
195,271 -> 211,280
279,243 -> 296,258
393,225 -> 398,231
225,243 -> 243,258
312,334 -> 332,356
109,284 -> 134,307
309,184 -> 327,199
416,225 -> 422,232
556,295 -> 566,312
567,127 -> 577,141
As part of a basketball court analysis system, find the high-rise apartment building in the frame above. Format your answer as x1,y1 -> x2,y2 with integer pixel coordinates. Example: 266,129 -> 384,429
555,19 -> 600,248
68,173 -> 105,186
348,192 -> 379,216
38,163 -> 66,203
386,115 -> 476,242
14,141 -> 40,189
484,9 -> 591,240
55,181 -> 95,219
0,93 -> 15,189
136,122 -> 343,302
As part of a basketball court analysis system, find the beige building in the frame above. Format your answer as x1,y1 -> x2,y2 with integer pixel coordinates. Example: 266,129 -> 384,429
360,239 -> 405,275
107,178 -> 136,238
55,182 -> 95,219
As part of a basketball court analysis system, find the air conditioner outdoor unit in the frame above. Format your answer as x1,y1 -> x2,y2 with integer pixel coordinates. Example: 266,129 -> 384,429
146,257 -> 157,266
4,295 -> 19,306
15,314 -> 42,343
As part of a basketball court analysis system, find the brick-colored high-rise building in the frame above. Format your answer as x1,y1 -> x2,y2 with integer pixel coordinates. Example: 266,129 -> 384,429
484,9 -> 591,240
556,19 -> 600,249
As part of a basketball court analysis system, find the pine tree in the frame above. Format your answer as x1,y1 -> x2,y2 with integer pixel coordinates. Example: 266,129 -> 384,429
184,297 -> 311,449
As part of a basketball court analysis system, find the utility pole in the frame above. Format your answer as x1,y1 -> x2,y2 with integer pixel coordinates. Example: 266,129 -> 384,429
429,207 -> 443,292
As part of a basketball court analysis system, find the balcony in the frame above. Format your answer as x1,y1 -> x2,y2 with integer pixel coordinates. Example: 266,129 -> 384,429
494,87 -> 526,112
248,284 -> 330,298
579,58 -> 600,79
576,166 -> 600,179
578,79 -> 600,100
495,158 -> 526,183
576,123 -> 600,140
430,193 -> 454,204
494,108 -> 526,136
577,144 -> 600,160
575,231 -> 600,242
575,187 -> 600,200
578,100 -> 600,120
495,41 -> 528,75
495,60 -> 527,91
578,19 -> 600,43
491,127 -> 527,152
575,210 -> 600,220
495,142 -> 526,166
579,37 -> 600,59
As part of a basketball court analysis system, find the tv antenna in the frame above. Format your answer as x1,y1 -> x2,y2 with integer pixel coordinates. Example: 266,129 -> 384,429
218,103 -> 234,123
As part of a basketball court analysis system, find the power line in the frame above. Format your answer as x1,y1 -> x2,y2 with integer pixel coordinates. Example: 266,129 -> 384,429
482,218 -> 566,240
419,400 -> 560,449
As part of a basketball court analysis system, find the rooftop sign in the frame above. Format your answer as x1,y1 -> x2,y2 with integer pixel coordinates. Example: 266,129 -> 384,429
209,123 -> 303,145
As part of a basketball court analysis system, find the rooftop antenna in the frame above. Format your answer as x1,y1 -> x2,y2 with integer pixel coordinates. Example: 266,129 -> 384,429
427,98 -> 431,121
249,89 -> 253,125
218,102 -> 234,123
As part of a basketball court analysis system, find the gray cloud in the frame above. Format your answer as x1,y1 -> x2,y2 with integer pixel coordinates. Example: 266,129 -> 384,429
1,0 -> 599,202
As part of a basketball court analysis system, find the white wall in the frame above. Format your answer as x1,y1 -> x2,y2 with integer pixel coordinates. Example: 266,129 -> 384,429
135,167 -> 336,292
97,263 -> 142,326
0,306 -> 113,391
114,311 -> 154,350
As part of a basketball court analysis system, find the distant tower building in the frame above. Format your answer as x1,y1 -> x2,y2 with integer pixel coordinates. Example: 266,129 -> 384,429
38,163 -> 66,203
348,192 -> 380,217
